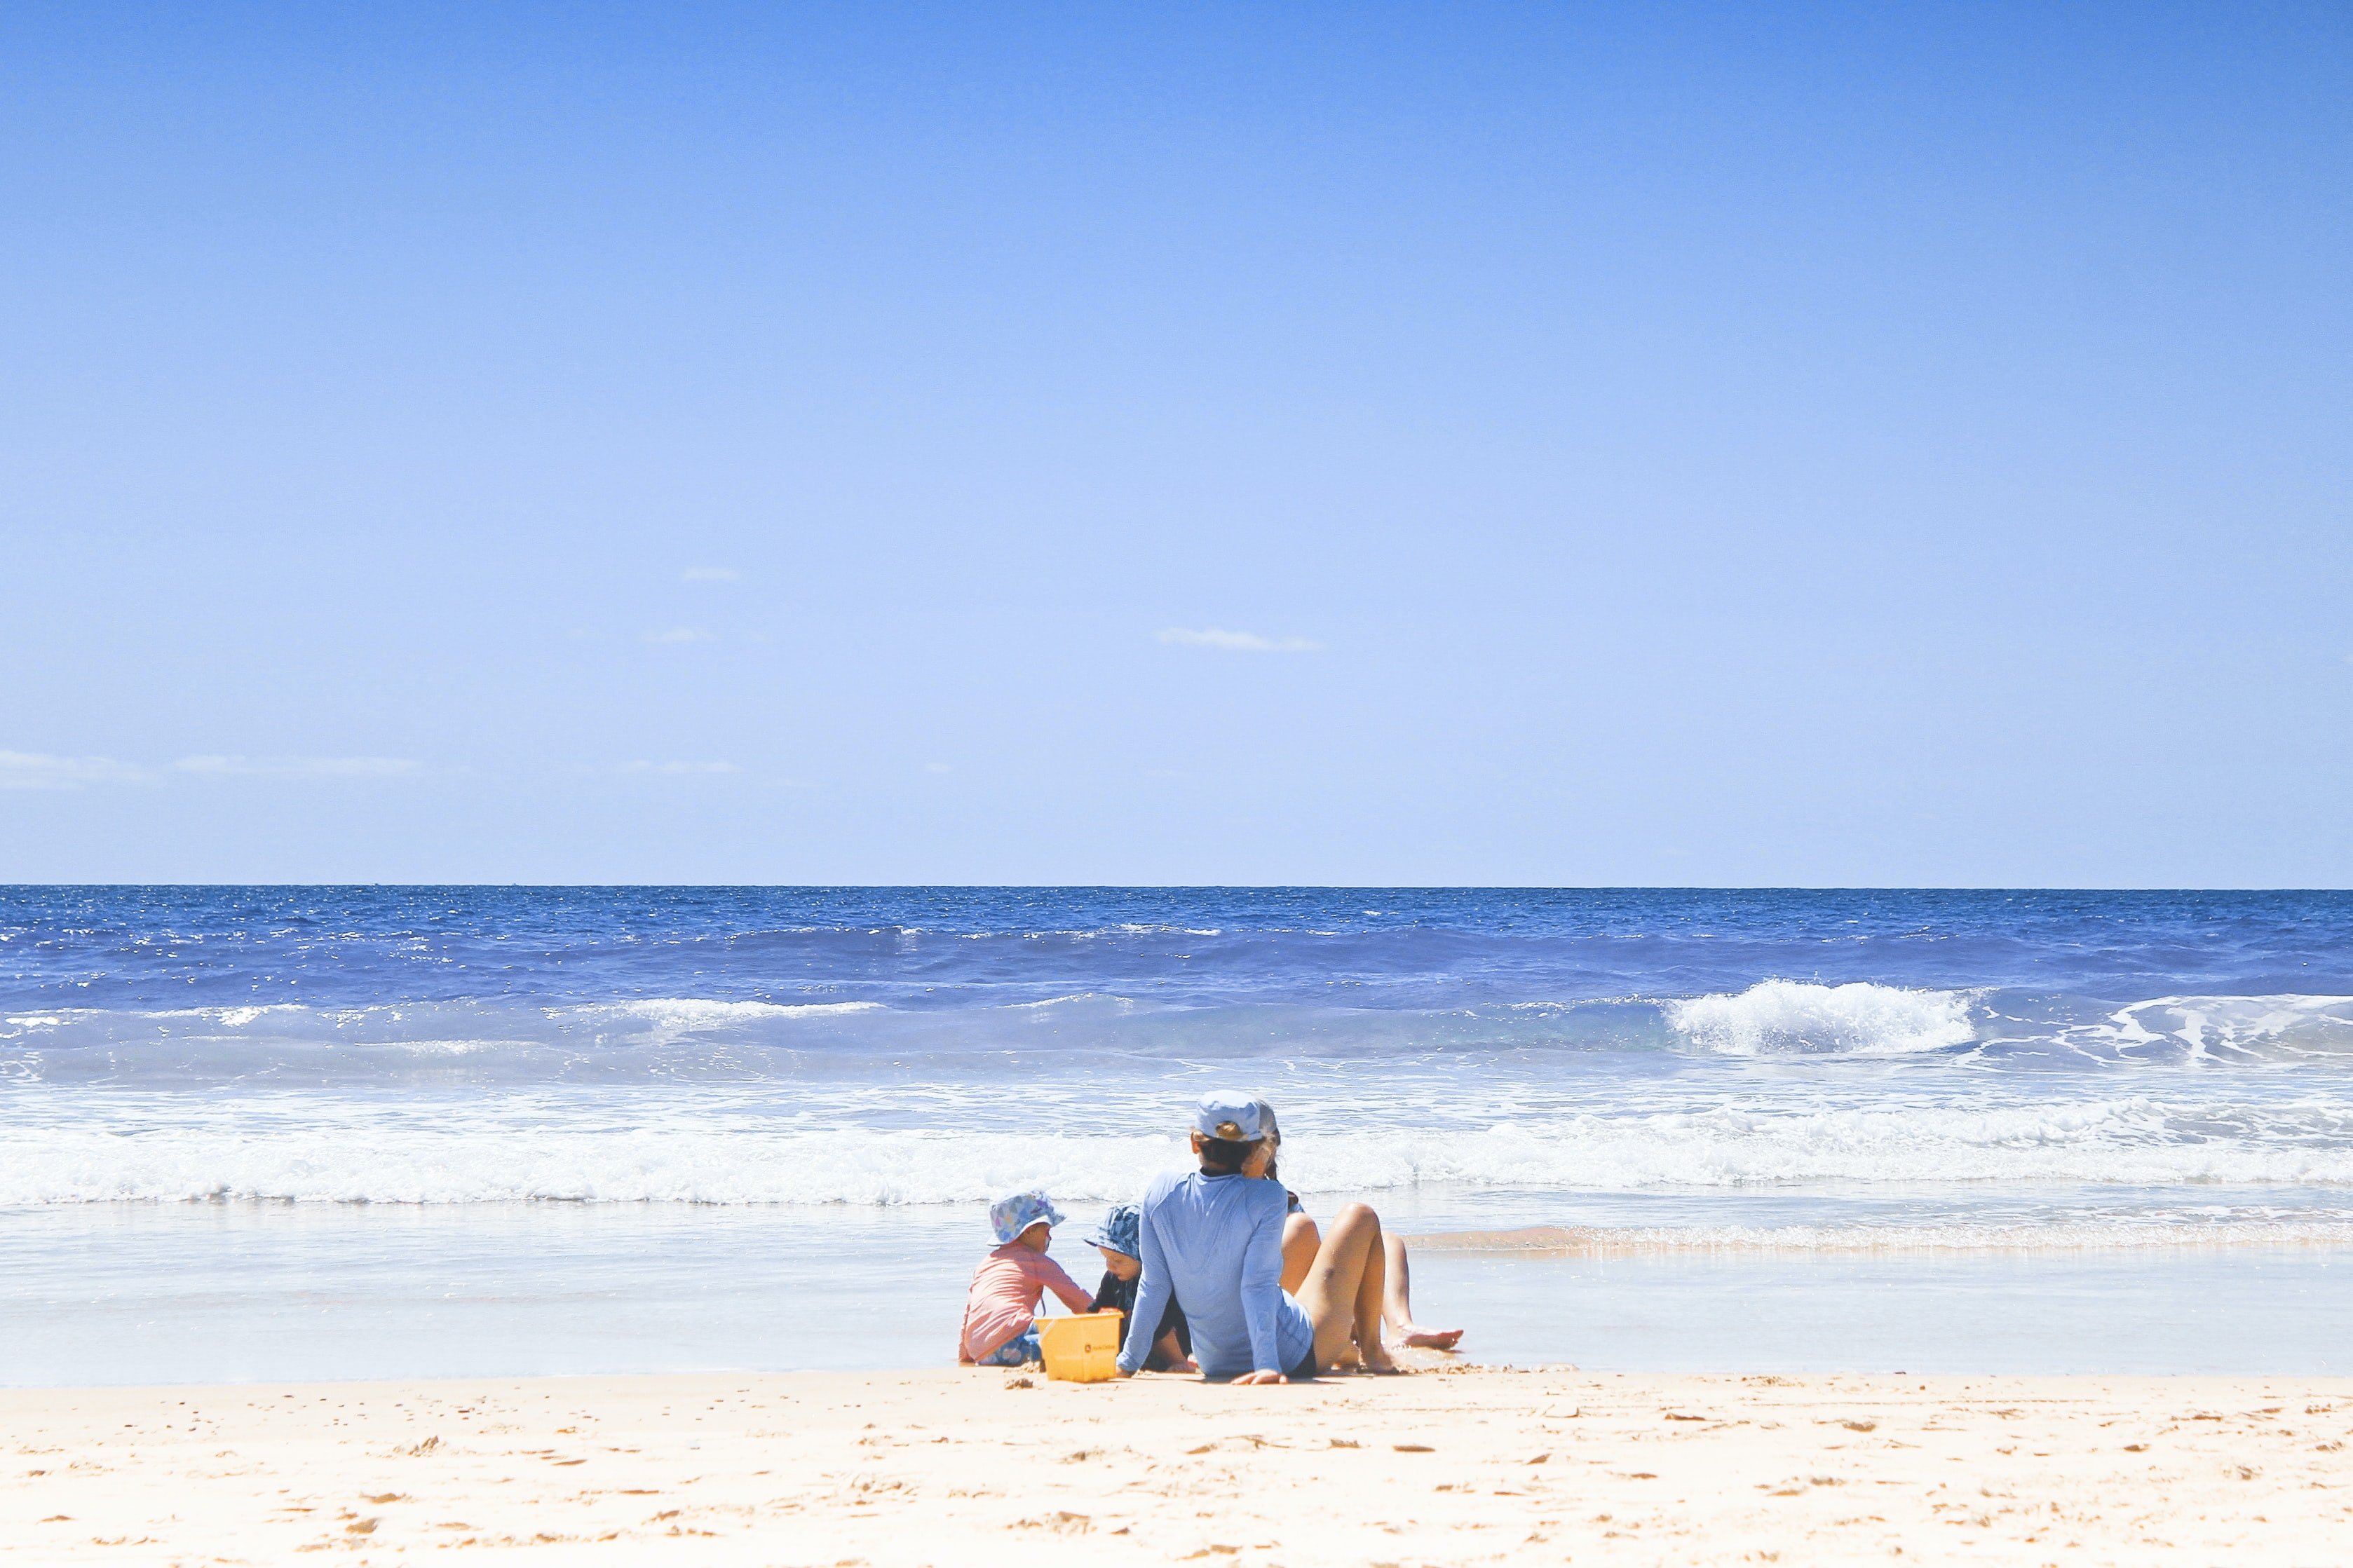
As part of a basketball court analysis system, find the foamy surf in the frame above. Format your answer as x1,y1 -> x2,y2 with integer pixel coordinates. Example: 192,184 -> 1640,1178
1665,981 -> 1980,1057
8,1087 -> 2353,1208
11,984 -> 2353,1091
2082,995 -> 2353,1062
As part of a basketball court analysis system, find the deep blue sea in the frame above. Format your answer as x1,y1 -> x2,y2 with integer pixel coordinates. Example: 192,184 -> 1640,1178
6,887 -> 2352,1382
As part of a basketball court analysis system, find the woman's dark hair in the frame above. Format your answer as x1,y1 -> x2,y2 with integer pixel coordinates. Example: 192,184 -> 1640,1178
1198,1136 -> 1261,1174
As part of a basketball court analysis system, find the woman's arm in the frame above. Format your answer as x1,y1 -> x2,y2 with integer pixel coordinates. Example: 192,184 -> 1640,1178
1238,1196 -> 1286,1375
1117,1207 -> 1176,1376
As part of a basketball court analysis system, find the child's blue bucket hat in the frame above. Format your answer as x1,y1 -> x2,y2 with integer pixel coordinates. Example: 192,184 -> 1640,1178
989,1189 -> 1066,1245
1084,1202 -> 1142,1258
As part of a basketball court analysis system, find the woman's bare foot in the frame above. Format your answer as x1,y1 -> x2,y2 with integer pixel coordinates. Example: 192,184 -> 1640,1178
1397,1324 -> 1463,1351
1334,1337 -> 1405,1373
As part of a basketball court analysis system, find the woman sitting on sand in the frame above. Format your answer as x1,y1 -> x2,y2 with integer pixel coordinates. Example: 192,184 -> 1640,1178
1115,1093 -> 1423,1382
1252,1100 -> 1463,1355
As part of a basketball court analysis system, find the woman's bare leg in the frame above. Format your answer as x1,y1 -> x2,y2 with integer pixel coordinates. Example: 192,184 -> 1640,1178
1280,1212 -> 1320,1296
1381,1233 -> 1463,1350
1293,1202 -> 1397,1373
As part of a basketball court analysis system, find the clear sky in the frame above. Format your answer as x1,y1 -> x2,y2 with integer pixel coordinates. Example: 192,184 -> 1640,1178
2,3 -> 2347,886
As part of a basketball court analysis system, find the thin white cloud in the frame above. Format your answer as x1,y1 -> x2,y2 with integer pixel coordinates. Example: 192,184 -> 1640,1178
924,761 -> 952,775
1155,627 -> 1322,654
681,566 -> 742,582
173,756 -> 422,778
0,750 -> 154,789
615,760 -> 742,777
644,627 -> 717,644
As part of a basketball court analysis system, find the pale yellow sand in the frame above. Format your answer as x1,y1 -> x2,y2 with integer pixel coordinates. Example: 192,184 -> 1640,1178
6,1364 -> 2349,1564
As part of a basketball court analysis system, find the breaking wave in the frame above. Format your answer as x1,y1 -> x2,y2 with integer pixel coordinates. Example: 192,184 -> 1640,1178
1665,981 -> 1979,1057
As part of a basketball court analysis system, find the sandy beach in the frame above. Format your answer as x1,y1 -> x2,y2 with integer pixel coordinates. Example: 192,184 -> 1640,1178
6,1362 -> 2347,1565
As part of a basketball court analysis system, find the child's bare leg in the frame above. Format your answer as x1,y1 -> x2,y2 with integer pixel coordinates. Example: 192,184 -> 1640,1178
1294,1202 -> 1397,1373
1281,1212 -> 1320,1296
1381,1232 -> 1463,1350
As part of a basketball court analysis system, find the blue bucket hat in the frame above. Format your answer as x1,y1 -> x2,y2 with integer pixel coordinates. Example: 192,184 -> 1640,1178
989,1189 -> 1066,1245
1085,1202 -> 1142,1259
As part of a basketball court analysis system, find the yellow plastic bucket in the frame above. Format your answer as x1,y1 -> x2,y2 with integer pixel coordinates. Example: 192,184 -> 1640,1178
1038,1309 -> 1124,1383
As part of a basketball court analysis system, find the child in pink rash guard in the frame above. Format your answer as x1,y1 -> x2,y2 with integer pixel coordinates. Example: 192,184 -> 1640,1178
960,1190 -> 1094,1366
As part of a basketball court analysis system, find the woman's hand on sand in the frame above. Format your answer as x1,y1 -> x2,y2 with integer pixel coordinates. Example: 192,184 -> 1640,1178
1168,1356 -> 1197,1374
1233,1370 -> 1288,1386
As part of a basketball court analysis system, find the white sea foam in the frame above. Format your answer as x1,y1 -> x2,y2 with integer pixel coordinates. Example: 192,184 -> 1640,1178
567,998 -> 885,1043
0,997 -> 887,1055
1666,981 -> 1978,1057
0,1112 -> 1186,1207
7,1089 -> 2352,1209
1009,992 -> 1131,1011
1300,1100 -> 2353,1192
12,988 -> 2353,1082
2079,995 -> 2353,1062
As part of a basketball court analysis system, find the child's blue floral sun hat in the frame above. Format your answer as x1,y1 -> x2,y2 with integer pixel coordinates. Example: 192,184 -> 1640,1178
1085,1202 -> 1141,1259
989,1189 -> 1067,1245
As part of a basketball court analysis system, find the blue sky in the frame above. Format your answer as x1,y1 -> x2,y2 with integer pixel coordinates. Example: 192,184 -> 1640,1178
2,3 -> 2347,885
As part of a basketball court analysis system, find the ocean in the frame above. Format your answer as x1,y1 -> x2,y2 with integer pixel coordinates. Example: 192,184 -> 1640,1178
5,886 -> 2351,1384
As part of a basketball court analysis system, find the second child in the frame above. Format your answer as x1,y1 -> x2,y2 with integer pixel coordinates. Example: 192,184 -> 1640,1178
1086,1203 -> 1193,1372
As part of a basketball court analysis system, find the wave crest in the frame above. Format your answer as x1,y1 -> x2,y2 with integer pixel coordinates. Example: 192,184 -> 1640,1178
1665,981 -> 1977,1058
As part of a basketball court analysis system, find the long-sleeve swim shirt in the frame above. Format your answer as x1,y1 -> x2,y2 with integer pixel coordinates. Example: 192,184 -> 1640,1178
1118,1169 -> 1314,1379
1092,1269 -> 1191,1368
958,1242 -> 1094,1363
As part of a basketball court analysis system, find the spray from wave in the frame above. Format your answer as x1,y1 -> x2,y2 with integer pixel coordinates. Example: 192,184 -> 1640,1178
1665,981 -> 1978,1057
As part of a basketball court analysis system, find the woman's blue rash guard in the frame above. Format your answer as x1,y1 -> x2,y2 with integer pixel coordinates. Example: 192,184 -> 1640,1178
1118,1169 -> 1314,1378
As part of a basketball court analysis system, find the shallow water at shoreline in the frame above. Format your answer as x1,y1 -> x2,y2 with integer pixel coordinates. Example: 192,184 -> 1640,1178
8,1200 -> 2351,1386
